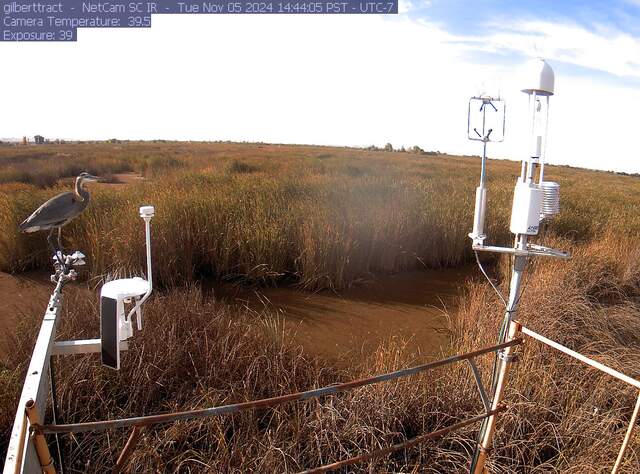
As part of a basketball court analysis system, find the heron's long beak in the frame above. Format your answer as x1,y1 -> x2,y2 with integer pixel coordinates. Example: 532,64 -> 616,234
86,174 -> 101,182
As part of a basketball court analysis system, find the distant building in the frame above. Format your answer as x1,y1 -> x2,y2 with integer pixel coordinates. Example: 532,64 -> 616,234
34,135 -> 45,144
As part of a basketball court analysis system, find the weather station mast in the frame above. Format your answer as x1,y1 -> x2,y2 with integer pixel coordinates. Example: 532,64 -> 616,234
466,58 -> 570,474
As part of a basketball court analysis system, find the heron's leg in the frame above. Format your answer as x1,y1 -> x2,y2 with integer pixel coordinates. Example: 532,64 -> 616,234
57,227 -> 64,255
47,228 -> 64,272
47,228 -> 56,254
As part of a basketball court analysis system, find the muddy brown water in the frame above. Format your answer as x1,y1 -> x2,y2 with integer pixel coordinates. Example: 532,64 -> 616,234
96,172 -> 144,187
0,272 -> 52,360
0,267 -> 474,363
215,267 -> 474,361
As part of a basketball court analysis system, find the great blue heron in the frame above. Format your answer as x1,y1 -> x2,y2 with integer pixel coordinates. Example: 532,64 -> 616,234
19,172 -> 100,260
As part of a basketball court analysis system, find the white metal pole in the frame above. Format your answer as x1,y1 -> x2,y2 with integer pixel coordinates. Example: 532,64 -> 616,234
470,103 -> 490,245
4,275 -> 65,473
518,326 -> 640,390
539,96 -> 550,184
612,391 -> 640,473
126,212 -> 154,324
144,218 -> 152,290
472,234 -> 527,474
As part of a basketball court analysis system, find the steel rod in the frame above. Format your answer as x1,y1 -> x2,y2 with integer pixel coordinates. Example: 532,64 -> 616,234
25,399 -> 55,474
12,413 -> 27,474
297,407 -> 505,474
472,319 -> 521,474
471,244 -> 527,474
611,391 -> 640,474
517,324 -> 640,390
36,340 -> 522,435
113,426 -> 144,473
49,356 -> 64,474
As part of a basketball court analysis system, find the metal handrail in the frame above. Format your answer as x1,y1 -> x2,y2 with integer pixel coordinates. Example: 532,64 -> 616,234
516,323 -> 640,389
35,339 -> 522,435
298,407 -> 506,474
515,322 -> 640,474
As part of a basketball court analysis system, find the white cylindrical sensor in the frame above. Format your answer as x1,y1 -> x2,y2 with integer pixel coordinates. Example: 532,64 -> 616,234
470,186 -> 487,241
533,135 -> 542,158
509,181 -> 543,235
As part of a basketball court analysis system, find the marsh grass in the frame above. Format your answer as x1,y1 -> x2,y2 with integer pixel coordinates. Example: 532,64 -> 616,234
2,235 -> 640,471
3,142 -> 639,290
2,142 -> 640,471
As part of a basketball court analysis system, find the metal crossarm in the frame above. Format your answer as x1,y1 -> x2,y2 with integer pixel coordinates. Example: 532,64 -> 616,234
467,359 -> 492,413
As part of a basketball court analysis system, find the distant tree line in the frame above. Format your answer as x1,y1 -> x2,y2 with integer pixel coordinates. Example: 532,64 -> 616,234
365,143 -> 440,155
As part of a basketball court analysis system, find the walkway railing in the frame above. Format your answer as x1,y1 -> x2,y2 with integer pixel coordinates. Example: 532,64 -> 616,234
514,321 -> 640,474
4,279 -> 640,473
31,340 -> 519,472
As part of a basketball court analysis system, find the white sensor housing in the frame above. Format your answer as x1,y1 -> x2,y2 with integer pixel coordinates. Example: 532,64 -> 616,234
521,58 -> 555,96
510,181 -> 543,235
469,186 -> 488,245
140,205 -> 155,218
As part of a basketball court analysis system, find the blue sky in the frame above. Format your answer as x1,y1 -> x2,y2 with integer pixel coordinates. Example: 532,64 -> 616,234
407,0 -> 640,87
431,1 -> 636,27
2,1 -> 640,172
421,0 -> 640,38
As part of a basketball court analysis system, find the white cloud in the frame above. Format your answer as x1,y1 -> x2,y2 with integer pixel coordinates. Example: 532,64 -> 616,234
1,13 -> 639,172
459,19 -> 640,79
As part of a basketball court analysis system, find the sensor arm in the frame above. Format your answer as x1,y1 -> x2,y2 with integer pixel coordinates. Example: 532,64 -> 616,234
469,137 -> 489,245
126,207 -> 154,328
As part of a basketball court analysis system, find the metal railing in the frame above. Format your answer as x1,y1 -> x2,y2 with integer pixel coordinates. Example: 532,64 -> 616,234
31,341 -> 519,471
514,321 -> 640,474
4,281 -> 640,473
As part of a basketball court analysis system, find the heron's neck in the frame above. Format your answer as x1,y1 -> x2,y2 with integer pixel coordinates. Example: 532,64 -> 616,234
74,178 -> 89,202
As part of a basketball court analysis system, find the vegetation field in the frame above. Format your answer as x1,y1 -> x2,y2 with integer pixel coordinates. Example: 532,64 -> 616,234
1,141 -> 640,472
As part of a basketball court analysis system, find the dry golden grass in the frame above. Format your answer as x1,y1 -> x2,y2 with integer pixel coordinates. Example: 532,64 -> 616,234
2,236 -> 640,472
1,142 -> 640,471
2,141 -> 640,290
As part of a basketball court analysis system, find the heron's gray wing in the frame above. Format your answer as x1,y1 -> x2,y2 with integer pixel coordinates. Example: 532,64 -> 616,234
19,192 -> 85,231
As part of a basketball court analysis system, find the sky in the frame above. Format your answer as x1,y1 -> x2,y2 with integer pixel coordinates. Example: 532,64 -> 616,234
2,1 -> 640,172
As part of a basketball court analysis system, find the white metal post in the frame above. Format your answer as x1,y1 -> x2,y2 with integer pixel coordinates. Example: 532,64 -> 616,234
472,252 -> 526,474
472,155 -> 532,473
4,276 -> 65,473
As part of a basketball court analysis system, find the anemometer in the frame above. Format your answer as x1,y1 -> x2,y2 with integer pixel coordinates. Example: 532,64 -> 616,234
468,59 -> 568,259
